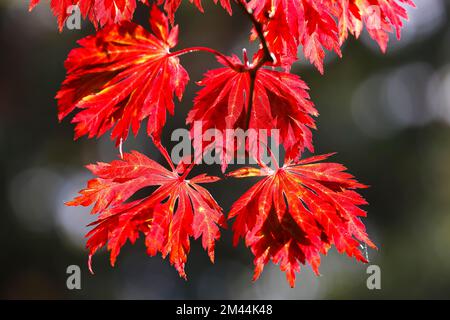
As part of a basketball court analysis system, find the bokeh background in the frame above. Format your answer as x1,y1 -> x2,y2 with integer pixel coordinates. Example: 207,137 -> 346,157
1,0 -> 449,299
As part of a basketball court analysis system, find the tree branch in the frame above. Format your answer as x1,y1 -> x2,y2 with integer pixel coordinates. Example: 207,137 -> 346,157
234,0 -> 274,68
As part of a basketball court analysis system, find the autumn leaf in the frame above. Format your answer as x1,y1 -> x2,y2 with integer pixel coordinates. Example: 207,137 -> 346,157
227,153 -> 376,287
187,55 -> 317,170
68,148 -> 225,278
299,0 -> 342,74
29,0 -> 150,31
57,5 -> 189,145
248,0 -> 413,72
249,0 -> 341,73
331,0 -> 415,52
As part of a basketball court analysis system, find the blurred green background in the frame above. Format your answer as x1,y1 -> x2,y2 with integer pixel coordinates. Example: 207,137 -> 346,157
1,0 -> 449,299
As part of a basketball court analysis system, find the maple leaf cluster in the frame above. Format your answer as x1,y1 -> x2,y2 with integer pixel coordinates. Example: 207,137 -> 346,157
29,0 -> 414,286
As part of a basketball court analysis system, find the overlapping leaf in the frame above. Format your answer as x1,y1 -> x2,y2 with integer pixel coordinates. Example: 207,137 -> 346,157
29,0 -> 150,30
187,55 -> 317,170
330,0 -> 415,52
248,0 -> 414,72
68,149 -> 225,278
57,6 -> 189,145
228,153 -> 376,287
249,0 -> 341,72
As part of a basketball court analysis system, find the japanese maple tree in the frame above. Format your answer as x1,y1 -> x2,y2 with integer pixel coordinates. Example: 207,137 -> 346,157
29,0 -> 414,287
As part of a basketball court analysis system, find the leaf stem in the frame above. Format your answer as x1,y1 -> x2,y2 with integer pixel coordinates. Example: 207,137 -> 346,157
169,46 -> 238,71
234,0 -> 274,68
233,0 -> 274,131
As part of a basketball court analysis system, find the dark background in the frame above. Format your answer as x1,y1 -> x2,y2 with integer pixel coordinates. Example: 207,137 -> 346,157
1,0 -> 449,299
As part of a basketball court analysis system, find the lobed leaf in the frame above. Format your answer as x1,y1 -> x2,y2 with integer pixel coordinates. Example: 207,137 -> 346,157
68,149 -> 225,278
228,153 -> 375,287
57,6 -> 189,145
187,55 -> 317,171
248,0 -> 414,72
30,0 -> 150,31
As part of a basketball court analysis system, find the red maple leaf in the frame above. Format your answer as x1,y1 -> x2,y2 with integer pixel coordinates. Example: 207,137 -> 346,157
227,153 -> 376,287
248,0 -> 413,72
248,0 -> 341,73
57,6 -> 189,145
248,0 -> 301,69
67,148 -> 225,278
334,0 -> 415,52
299,0 -> 342,74
29,0 -> 150,31
187,55 -> 317,170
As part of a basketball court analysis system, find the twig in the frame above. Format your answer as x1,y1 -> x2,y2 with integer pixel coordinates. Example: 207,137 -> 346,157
234,0 -> 274,68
